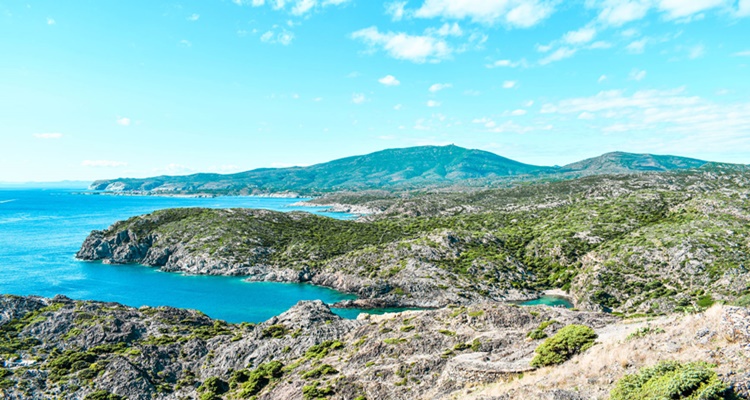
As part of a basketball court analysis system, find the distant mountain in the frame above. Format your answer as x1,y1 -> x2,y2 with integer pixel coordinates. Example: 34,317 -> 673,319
562,151 -> 710,175
89,145 -> 553,194
89,146 -> 735,195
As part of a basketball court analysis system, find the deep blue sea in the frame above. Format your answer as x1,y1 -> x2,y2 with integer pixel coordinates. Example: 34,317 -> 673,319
0,189 -> 373,322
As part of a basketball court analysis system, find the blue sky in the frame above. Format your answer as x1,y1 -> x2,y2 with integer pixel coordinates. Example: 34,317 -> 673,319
1,0 -> 749,182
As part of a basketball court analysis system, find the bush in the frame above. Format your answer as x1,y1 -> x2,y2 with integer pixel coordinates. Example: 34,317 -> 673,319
305,340 -> 344,359
198,376 -> 229,400
301,364 -> 338,379
84,391 -> 124,400
261,324 -> 289,339
302,381 -> 334,400
697,295 -> 716,308
231,361 -> 284,398
610,361 -> 734,400
530,325 -> 597,367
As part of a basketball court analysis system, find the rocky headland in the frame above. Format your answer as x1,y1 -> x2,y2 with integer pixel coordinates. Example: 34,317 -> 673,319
77,169 -> 750,315
1,294 -> 748,399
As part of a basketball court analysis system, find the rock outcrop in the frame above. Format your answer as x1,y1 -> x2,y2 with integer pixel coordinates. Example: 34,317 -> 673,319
2,295 -> 748,399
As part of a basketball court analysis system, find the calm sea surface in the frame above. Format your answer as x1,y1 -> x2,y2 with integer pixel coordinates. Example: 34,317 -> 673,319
0,189 -> 373,322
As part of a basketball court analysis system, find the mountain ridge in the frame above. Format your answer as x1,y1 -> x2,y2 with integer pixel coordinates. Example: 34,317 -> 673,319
89,145 -> 738,194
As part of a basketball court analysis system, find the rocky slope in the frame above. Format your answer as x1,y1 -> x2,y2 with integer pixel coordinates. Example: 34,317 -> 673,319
1,295 -> 747,399
78,169 -> 750,315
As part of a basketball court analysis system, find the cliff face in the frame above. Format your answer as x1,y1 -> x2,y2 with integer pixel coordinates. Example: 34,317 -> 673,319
1,295 -> 748,400
75,209 -> 540,309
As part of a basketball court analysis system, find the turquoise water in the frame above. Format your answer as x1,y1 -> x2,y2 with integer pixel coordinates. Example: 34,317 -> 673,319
520,295 -> 574,308
0,189 -> 370,322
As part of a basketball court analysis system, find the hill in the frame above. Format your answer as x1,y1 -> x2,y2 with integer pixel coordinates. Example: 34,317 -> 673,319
88,145 -> 735,195
561,151 -> 710,175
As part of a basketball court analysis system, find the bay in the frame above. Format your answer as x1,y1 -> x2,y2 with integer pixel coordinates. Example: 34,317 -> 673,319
0,189 -> 366,322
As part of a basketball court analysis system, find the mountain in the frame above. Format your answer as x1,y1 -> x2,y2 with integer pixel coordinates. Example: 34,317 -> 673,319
89,145 -> 553,194
561,151 -> 710,175
89,146 -> 731,195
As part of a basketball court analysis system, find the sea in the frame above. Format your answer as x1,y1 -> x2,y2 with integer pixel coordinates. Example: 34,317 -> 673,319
0,189 -> 380,322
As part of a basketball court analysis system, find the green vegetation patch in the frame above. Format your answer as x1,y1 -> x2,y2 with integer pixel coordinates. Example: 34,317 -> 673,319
610,361 -> 734,400
230,361 -> 284,398
305,340 -> 344,359
261,324 -> 289,339
83,391 -> 125,400
530,325 -> 597,367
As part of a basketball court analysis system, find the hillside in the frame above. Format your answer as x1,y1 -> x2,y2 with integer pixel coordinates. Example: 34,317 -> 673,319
1,295 -> 747,399
88,145 -> 552,194
78,169 -> 750,315
87,146 -> 730,195
561,151 -> 710,175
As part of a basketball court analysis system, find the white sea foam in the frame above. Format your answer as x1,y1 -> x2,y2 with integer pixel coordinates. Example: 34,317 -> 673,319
0,199 -> 16,204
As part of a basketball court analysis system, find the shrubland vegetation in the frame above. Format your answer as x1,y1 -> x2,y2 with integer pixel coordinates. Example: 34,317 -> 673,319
91,168 -> 750,314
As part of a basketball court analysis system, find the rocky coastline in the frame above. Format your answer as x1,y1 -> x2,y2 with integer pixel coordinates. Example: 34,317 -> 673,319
1,294 -> 748,399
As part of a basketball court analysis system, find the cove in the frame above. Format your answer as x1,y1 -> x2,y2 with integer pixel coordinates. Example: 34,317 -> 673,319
519,295 -> 574,308
0,189 -> 370,322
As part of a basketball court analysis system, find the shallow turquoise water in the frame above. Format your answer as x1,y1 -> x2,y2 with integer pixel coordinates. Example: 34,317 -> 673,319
0,189 -> 368,322
520,295 -> 574,308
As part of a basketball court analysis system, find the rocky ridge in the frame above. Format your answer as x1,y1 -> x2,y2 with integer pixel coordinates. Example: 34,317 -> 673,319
1,295 -> 748,399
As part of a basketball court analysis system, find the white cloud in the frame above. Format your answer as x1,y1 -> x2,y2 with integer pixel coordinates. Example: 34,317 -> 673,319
486,58 -> 527,68
260,28 -> 294,45
687,44 -> 705,59
739,0 -> 750,16
594,0 -> 651,27
46,17 -> 55,25
33,133 -> 63,139
385,1 -> 408,21
563,26 -> 597,45
539,47 -> 577,65
116,117 -> 131,126
82,160 -> 128,168
503,80 -> 518,89
626,38 -> 647,53
187,13 -> 200,21
733,50 -> 750,57
237,0 -> 350,15
598,75 -> 608,83
427,22 -> 463,37
394,104 -> 403,110
629,69 -> 647,81
179,39 -> 192,47
510,109 -> 527,116
427,100 -> 441,107
657,0 -> 727,19
352,93 -> 367,104
429,83 -> 452,92
378,75 -> 401,86
543,86 -> 750,155
351,26 -> 452,63
413,0 -> 557,27
578,112 -> 596,120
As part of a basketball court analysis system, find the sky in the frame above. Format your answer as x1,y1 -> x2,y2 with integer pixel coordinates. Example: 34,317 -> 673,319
1,0 -> 749,182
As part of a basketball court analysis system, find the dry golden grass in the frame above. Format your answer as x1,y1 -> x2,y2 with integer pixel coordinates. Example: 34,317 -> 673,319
455,305 -> 748,400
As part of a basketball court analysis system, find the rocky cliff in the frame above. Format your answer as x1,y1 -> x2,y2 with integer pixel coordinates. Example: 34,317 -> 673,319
1,295 -> 747,399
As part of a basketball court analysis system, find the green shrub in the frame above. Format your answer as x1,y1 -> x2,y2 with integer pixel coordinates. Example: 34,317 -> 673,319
302,381 -> 334,399
734,294 -> 750,307
697,295 -> 716,308
301,364 -> 338,379
610,361 -> 734,400
530,325 -> 597,367
198,376 -> 229,400
626,325 -> 665,340
83,391 -> 124,400
305,340 -> 344,359
231,361 -> 284,398
261,324 -> 289,339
